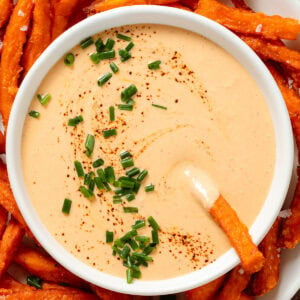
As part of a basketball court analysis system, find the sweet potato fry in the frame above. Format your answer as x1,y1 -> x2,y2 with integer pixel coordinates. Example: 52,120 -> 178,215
0,0 -> 34,127
250,218 -> 281,296
280,169 -> 300,249
0,205 -> 8,238
0,0 -> 13,29
216,266 -> 251,300
166,3 -> 191,10
14,245 -> 88,288
68,0 -> 95,27
210,196 -> 265,273
239,293 -> 254,300
195,0 -> 300,40
0,274 -> 33,291
52,0 -> 80,40
0,288 -> 99,299
185,274 -> 226,300
0,178 -> 27,227
22,0 -> 52,75
87,0 -> 178,14
0,218 -> 24,279
0,132 -> 5,153
240,36 -> 300,71
90,284 -> 133,300
230,0 -> 251,11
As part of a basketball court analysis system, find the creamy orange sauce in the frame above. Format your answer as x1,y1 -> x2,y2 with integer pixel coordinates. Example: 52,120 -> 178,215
21,24 -> 275,280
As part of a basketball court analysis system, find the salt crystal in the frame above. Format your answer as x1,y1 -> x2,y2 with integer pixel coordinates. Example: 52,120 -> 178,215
0,41 -> 3,51
278,209 -> 292,219
255,24 -> 263,33
238,268 -> 244,275
277,248 -> 281,252
17,10 -> 25,17
288,78 -> 294,89
20,26 -> 28,32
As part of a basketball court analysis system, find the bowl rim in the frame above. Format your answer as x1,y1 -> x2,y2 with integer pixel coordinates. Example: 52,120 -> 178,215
6,5 -> 294,296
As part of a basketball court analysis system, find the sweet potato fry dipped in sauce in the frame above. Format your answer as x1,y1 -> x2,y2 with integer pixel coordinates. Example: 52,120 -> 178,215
22,24 -> 274,281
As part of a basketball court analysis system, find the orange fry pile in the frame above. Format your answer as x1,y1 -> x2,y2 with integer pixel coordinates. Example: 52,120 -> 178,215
0,0 -> 299,298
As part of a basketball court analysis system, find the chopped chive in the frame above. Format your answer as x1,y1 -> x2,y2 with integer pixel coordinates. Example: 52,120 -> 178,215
145,184 -> 155,192
37,93 -> 51,106
121,84 -> 137,102
80,37 -> 94,49
74,161 -> 84,177
62,199 -> 72,214
132,269 -> 141,279
126,268 -> 133,284
90,52 -> 101,64
105,166 -> 115,184
152,230 -> 159,244
152,103 -> 167,110
126,167 -> 140,177
113,181 -> 121,188
148,60 -> 161,70
117,33 -> 131,41
135,236 -> 150,243
64,53 -> 75,66
125,194 -> 135,202
27,275 -> 43,289
68,115 -> 83,126
105,38 -> 115,50
98,72 -> 112,86
131,252 -> 153,262
102,128 -> 117,138
121,157 -> 134,169
113,196 -> 122,204
92,158 -> 104,168
148,216 -> 160,231
120,230 -> 138,242
143,245 -> 156,255
118,49 -> 131,62
94,177 -> 104,190
28,110 -> 40,118
97,168 -> 106,182
125,42 -> 134,52
109,62 -> 119,73
132,220 -> 145,230
114,239 -> 125,248
133,182 -> 141,194
109,106 -> 115,121
98,50 -> 115,60
106,231 -> 114,243
137,170 -> 148,182
120,245 -> 131,259
123,207 -> 138,213
114,188 -> 132,196
129,239 -> 139,250
119,177 -> 135,189
118,104 -> 133,111
79,186 -> 94,198
85,134 -> 95,157
84,172 -> 94,185
120,150 -> 132,160
89,179 -> 95,191
95,38 -> 105,52
103,182 -> 111,191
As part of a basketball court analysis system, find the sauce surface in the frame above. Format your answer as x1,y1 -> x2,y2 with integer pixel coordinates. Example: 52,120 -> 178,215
22,24 -> 275,280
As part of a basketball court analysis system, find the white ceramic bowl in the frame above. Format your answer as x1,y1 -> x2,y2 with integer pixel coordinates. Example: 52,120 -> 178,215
6,5 -> 294,296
